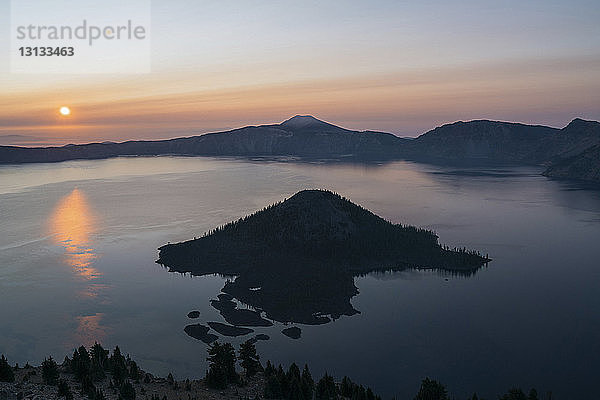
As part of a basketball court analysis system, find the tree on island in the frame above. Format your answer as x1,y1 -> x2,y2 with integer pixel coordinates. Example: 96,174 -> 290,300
239,339 -> 262,377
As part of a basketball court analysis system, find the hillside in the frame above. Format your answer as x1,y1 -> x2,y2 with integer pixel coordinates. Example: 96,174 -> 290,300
408,120 -> 559,164
543,144 -> 600,183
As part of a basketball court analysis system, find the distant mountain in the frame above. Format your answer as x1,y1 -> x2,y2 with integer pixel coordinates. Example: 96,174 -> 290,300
1,115 -> 599,183
0,115 -> 407,164
408,120 -> 559,164
540,118 -> 600,162
157,189 -> 489,325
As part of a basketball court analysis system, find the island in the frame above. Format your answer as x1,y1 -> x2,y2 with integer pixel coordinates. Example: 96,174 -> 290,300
157,190 -> 489,326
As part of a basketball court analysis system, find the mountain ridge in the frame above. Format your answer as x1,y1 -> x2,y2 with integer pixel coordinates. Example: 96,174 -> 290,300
1,115 -> 599,182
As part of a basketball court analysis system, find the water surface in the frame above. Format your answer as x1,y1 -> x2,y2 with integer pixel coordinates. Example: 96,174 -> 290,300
1,156 -> 599,399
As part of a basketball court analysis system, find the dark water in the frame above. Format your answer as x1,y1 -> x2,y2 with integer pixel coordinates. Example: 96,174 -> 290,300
0,157 -> 599,399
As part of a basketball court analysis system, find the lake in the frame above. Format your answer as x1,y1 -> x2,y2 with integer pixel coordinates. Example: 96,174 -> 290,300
1,156 -> 599,399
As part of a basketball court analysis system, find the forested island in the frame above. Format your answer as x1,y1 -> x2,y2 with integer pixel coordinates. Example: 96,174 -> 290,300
0,341 -> 545,400
157,189 -> 489,274
158,190 -> 489,326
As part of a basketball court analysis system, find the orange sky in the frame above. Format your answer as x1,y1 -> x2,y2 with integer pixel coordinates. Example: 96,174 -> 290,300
1,1 -> 599,146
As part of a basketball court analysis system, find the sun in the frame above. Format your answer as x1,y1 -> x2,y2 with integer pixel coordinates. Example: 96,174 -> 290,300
60,106 -> 71,116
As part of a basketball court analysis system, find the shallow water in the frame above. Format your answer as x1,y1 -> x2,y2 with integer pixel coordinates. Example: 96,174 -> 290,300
1,156 -> 599,399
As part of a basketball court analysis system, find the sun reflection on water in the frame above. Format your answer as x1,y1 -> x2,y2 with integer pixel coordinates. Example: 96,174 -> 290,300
49,188 -> 99,280
48,189 -> 108,343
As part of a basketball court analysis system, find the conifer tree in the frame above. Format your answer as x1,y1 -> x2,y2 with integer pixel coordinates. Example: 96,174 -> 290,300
239,339 -> 261,377
42,357 -> 59,386
301,364 -> 315,400
413,378 -> 448,400
0,355 -> 15,382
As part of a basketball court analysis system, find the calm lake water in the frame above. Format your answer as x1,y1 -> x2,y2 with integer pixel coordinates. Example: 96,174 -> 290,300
1,156 -> 599,399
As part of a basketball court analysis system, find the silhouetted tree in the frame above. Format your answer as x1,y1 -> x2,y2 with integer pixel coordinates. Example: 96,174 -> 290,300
315,373 -> 337,400
265,360 -> 276,377
239,340 -> 261,377
42,357 -> 59,386
288,375 -> 305,400
126,356 -> 140,382
264,373 -> 284,398
57,378 -> 73,399
499,388 -> 533,400
110,346 -> 128,386
206,342 -> 238,389
71,346 -> 91,382
301,364 -> 315,400
119,380 -> 136,399
340,376 -> 353,398
413,378 -> 448,400
0,355 -> 14,382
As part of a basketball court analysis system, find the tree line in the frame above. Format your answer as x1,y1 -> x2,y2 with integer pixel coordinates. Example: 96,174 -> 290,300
2,342 -> 547,400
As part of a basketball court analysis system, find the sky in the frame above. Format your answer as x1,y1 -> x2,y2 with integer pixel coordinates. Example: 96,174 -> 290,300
0,0 -> 599,146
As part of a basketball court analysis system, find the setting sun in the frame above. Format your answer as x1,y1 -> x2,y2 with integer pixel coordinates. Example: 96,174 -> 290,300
60,106 -> 71,116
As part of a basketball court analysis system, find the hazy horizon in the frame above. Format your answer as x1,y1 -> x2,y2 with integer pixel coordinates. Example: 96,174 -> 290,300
0,113 -> 591,147
1,0 -> 599,145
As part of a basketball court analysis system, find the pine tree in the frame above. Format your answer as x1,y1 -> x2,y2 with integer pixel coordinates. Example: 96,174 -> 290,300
42,357 -> 59,386
528,389 -> 539,400
239,340 -> 261,377
315,373 -> 337,400
110,346 -> 128,386
499,388 -> 528,400
119,380 -> 136,400
301,364 -> 314,400
288,376 -> 305,400
413,378 -> 448,400
57,378 -> 74,399
340,376 -> 353,398
206,342 -> 238,389
71,346 -> 91,382
0,355 -> 14,382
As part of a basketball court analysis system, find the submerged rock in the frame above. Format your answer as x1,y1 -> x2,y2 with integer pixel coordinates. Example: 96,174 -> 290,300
207,322 -> 254,337
184,324 -> 218,344
217,307 -> 273,327
282,327 -> 301,339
